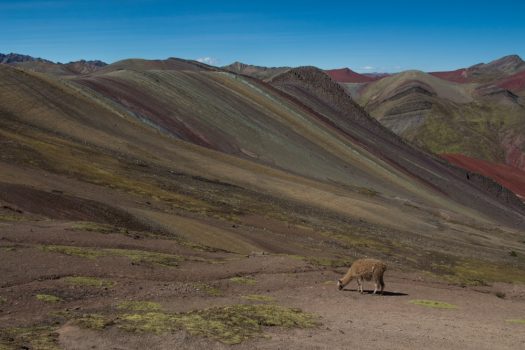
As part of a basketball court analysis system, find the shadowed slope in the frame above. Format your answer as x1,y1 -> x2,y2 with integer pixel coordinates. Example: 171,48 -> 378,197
442,154 -> 525,199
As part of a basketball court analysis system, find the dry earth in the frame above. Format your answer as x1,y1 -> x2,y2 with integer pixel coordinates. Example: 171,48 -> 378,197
1,220 -> 524,350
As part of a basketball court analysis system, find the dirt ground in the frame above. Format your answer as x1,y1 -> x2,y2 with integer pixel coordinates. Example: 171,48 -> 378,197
1,220 -> 524,350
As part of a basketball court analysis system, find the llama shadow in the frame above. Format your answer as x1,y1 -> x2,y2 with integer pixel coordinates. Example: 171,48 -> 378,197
342,289 -> 408,296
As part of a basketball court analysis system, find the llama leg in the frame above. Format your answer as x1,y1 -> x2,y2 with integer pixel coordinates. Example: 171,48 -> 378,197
373,281 -> 378,294
380,277 -> 385,295
356,278 -> 362,293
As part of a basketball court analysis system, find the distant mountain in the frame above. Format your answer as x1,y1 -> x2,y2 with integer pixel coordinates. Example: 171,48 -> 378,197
0,52 -> 52,64
431,55 -> 525,84
222,61 -> 290,80
0,52 -> 107,75
349,57 -> 525,172
324,68 -> 376,83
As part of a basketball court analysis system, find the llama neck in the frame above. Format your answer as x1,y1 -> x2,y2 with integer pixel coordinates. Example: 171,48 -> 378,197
340,270 -> 354,285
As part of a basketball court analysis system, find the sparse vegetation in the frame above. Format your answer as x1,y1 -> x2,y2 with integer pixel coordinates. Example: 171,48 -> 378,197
242,294 -> 275,302
70,221 -> 121,234
36,294 -> 62,303
0,296 -> 6,304
509,250 -> 518,257
63,276 -> 115,288
409,299 -> 457,309
506,319 -> 525,325
114,304 -> 318,344
0,326 -> 59,350
41,245 -> 183,267
229,276 -> 256,285
193,283 -> 223,296
76,314 -> 109,330
117,301 -> 162,312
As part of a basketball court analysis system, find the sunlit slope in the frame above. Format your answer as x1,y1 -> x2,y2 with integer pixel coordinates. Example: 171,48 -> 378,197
355,70 -> 525,168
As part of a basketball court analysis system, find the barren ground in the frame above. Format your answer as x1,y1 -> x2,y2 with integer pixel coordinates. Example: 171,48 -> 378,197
1,220 -> 524,350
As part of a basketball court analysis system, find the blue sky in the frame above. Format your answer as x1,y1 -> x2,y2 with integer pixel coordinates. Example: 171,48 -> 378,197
1,0 -> 524,72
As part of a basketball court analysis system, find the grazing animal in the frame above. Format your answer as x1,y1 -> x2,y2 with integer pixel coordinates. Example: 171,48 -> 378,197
337,258 -> 387,294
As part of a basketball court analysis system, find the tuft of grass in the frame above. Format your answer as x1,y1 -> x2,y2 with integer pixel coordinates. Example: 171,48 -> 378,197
63,276 -> 115,288
193,283 -> 223,296
114,304 -> 318,344
509,251 -> 518,257
229,276 -> 256,285
36,294 -> 62,303
506,319 -> 525,325
0,214 -> 26,222
70,221 -> 121,234
241,294 -> 275,303
41,245 -> 104,259
105,248 -> 182,267
409,299 -> 457,309
0,296 -> 6,304
0,326 -> 59,350
76,314 -> 109,330
117,301 -> 161,312
41,245 -> 183,267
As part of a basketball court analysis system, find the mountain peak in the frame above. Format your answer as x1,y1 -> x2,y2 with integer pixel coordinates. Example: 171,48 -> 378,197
325,67 -> 375,83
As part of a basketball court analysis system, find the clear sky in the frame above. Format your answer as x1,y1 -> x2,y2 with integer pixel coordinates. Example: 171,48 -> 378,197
1,0 -> 524,72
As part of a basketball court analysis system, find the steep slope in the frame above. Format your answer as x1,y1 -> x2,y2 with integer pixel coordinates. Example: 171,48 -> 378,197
442,154 -> 525,199
222,61 -> 290,80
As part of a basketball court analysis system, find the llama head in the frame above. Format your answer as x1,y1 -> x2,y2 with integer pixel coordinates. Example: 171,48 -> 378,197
337,279 -> 344,290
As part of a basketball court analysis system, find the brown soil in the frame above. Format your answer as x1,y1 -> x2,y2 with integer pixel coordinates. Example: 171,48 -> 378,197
1,220 -> 524,350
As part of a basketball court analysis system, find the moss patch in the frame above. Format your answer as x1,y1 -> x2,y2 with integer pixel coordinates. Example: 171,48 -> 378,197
0,296 -> 6,304
36,294 -> 62,303
506,319 -> 525,325
409,299 -> 457,309
76,314 -> 109,330
0,326 -> 59,350
63,276 -> 115,288
241,294 -> 275,303
70,221 -> 122,234
114,304 -> 318,344
117,301 -> 161,312
193,283 -> 223,296
41,245 -> 183,267
229,276 -> 256,285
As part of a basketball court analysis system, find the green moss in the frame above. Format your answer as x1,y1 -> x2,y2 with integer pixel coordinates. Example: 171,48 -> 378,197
0,214 -> 26,222
76,314 -> 109,330
241,294 -> 275,303
0,326 -> 59,350
0,296 -> 6,304
36,294 -> 62,303
409,299 -> 457,309
114,304 -> 318,344
41,245 -> 182,267
451,260 -> 525,285
229,276 -> 256,285
117,301 -> 161,312
506,319 -> 525,324
193,283 -> 223,296
63,276 -> 115,288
